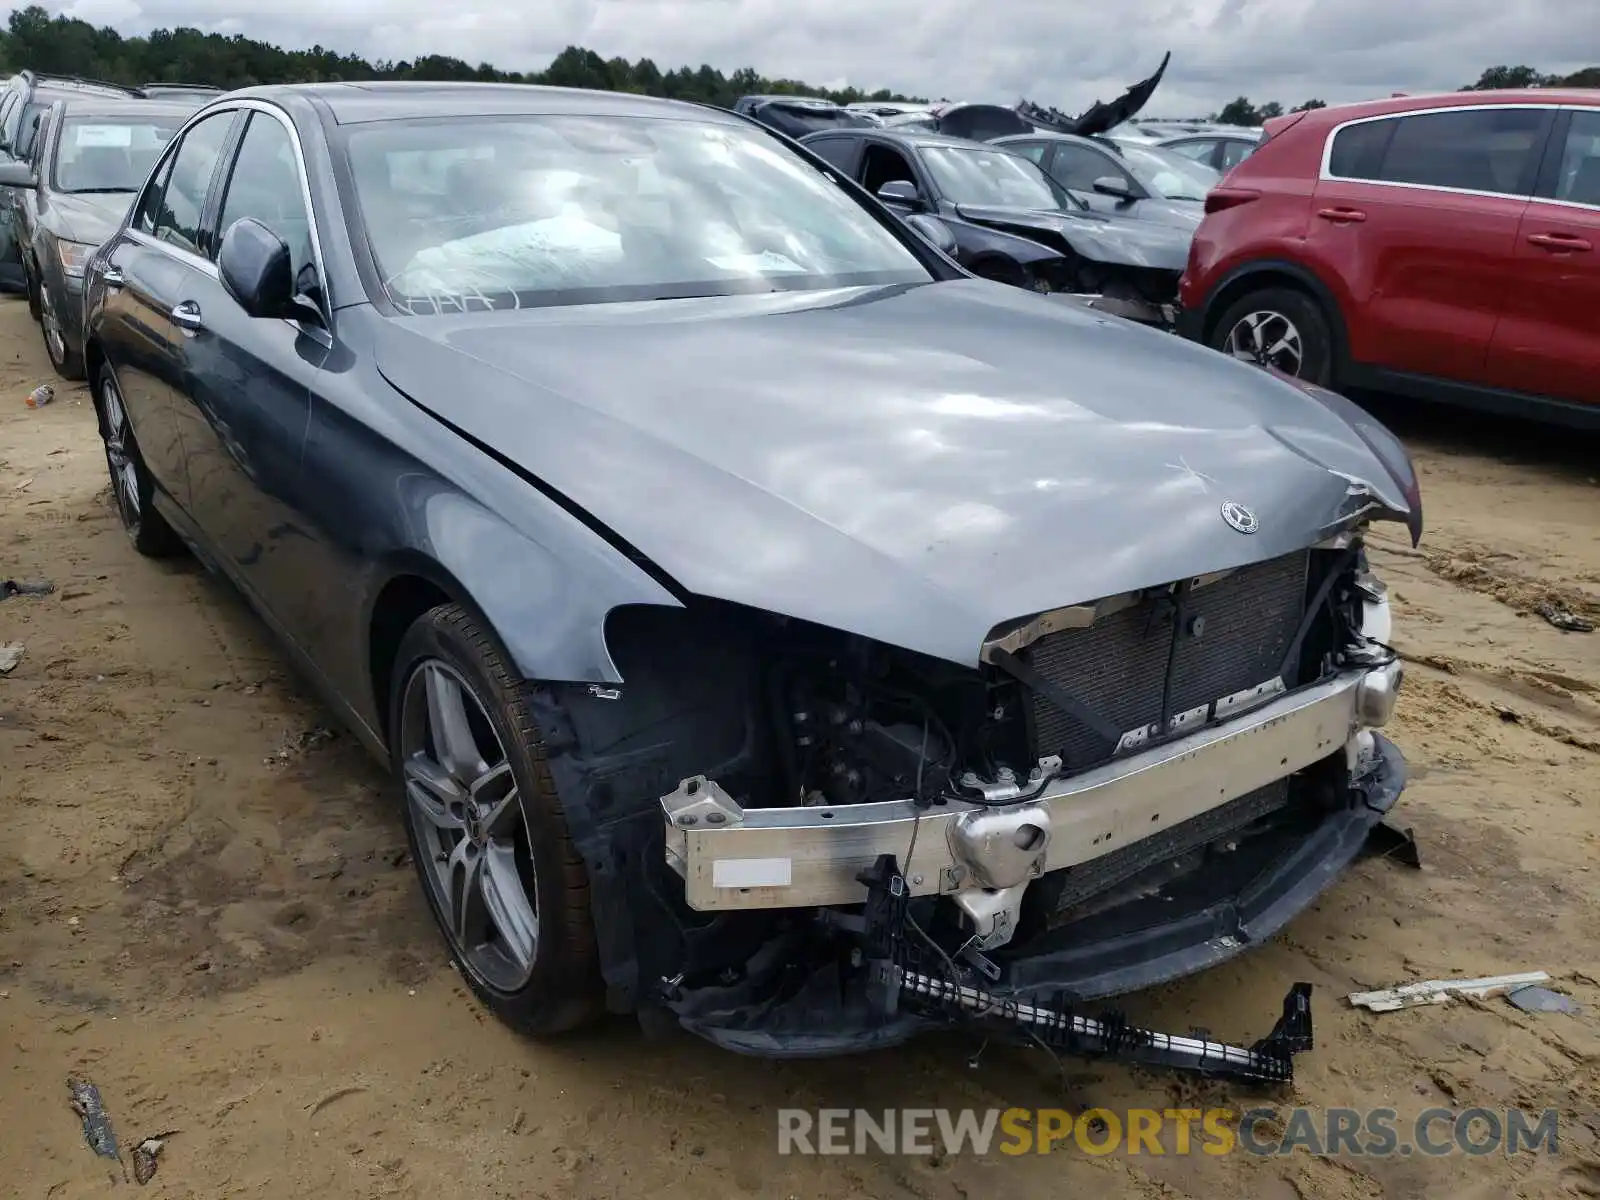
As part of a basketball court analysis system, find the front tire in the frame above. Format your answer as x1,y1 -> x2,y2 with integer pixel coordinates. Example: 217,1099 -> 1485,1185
40,278 -> 85,380
390,603 -> 602,1035
94,363 -> 184,557
24,260 -> 41,322
1210,286 -> 1334,386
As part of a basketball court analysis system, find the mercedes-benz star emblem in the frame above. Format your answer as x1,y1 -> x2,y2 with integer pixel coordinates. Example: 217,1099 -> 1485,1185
1220,500 -> 1259,534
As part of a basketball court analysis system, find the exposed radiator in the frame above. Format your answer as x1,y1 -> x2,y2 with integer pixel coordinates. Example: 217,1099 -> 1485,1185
1023,550 -> 1311,769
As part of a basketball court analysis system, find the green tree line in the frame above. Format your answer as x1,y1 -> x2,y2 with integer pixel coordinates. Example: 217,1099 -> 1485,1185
0,4 -> 922,108
1212,64 -> 1600,127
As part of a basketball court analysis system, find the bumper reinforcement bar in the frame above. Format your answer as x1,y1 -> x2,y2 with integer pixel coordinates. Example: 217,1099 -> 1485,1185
662,662 -> 1401,912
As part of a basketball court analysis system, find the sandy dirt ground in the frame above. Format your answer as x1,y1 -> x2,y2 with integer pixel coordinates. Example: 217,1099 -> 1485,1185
2,292 -> 1598,1199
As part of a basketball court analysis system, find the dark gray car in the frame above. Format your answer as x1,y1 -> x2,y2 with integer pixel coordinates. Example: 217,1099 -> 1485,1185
994,132 -> 1219,230
3,97 -> 201,377
0,71 -> 144,290
801,127 -> 1191,325
80,83 -> 1417,1068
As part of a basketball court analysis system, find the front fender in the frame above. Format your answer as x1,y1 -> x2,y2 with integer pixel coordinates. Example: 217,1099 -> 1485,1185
363,479 -> 684,687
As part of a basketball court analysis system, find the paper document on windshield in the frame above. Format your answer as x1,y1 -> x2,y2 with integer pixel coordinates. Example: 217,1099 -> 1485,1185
74,125 -> 133,148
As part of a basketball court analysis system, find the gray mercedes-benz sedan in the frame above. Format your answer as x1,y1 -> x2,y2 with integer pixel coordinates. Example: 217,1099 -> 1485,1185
81,82 -> 1417,1069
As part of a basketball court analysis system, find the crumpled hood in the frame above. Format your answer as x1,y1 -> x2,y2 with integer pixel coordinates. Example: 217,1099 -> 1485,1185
45,192 -> 130,246
954,203 -> 1190,270
1122,198 -> 1203,231
372,278 -> 1417,668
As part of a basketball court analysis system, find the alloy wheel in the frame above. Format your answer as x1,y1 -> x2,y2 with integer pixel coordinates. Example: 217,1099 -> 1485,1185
1223,309 -> 1304,376
100,372 -> 142,529
41,284 -> 67,366
398,659 -> 540,992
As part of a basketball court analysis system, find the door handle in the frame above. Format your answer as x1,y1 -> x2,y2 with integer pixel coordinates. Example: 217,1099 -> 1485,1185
101,265 -> 125,288
1317,207 -> 1367,223
1527,232 -> 1592,253
170,300 -> 203,331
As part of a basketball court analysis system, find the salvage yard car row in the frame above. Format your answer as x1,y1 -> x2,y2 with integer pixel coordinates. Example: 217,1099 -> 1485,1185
745,73 -> 1600,422
0,71 -> 221,376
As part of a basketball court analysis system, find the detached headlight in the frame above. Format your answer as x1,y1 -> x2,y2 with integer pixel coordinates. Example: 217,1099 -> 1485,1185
57,240 -> 97,280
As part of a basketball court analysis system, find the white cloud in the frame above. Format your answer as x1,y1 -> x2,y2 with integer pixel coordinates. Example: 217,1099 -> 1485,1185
40,0 -> 1597,117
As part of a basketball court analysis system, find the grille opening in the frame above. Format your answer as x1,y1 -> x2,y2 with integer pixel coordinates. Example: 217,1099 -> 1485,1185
1017,550 -> 1313,772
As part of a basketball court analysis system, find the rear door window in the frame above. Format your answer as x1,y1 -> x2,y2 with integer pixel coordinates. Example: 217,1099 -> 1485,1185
1166,139 -> 1217,165
1219,139 -> 1255,170
805,135 -> 861,175
0,87 -> 23,152
1327,119 -> 1396,180
14,101 -> 47,159
1329,107 -> 1550,196
1048,141 -> 1129,192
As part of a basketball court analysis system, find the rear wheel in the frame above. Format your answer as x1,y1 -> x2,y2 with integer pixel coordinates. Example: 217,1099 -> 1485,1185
390,603 -> 602,1035
94,363 -> 184,557
1210,287 -> 1334,386
39,278 -> 85,380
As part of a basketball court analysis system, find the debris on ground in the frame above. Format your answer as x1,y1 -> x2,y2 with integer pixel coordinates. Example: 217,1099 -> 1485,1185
1,578 -> 53,600
67,1077 -> 119,1161
1348,970 -> 1551,1013
269,725 -> 337,763
1362,821 -> 1423,868
1536,600 -> 1595,633
25,384 -> 53,408
132,1131 -> 178,1185
0,643 -> 23,674
1506,985 -> 1580,1015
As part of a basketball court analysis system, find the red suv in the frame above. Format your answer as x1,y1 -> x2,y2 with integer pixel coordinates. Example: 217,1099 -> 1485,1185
1178,90 -> 1600,427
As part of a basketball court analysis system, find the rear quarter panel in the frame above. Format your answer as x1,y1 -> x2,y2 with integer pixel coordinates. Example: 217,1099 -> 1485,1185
1181,115 -> 1331,321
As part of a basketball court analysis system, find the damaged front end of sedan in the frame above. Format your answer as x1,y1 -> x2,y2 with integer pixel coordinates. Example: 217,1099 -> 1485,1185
525,512 -> 1409,1084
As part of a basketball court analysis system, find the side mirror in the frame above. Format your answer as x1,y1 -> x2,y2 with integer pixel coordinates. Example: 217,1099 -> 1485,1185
218,217 -> 297,320
1091,175 -> 1137,200
876,179 -> 923,210
0,160 -> 37,189
904,213 -> 958,257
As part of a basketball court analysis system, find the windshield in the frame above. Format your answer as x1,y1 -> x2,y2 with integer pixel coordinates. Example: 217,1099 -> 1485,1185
920,145 -> 1082,211
54,116 -> 183,193
1113,142 -> 1220,200
343,115 -> 930,312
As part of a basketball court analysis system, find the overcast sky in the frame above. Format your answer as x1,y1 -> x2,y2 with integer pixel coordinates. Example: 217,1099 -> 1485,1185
47,0 -> 1595,116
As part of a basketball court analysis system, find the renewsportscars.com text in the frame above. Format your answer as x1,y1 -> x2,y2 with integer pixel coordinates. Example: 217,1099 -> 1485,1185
776,1106 -> 1560,1157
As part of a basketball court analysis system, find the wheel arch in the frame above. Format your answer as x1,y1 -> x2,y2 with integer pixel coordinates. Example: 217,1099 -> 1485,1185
1199,260 -> 1352,381
361,522 -> 683,750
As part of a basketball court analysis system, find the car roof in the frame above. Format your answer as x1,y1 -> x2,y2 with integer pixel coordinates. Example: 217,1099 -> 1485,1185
21,73 -> 141,101
743,94 -> 836,107
994,131 -> 1097,146
55,97 -> 203,120
214,81 -> 751,126
1161,130 -> 1260,142
1309,88 -> 1600,123
823,127 -> 1001,151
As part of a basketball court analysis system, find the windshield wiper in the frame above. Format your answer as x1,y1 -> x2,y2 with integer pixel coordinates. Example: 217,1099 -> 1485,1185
63,186 -> 135,195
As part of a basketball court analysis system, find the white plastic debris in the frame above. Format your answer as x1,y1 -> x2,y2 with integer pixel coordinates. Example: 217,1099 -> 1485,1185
0,642 -> 22,674
1348,971 -> 1551,1013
